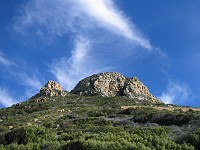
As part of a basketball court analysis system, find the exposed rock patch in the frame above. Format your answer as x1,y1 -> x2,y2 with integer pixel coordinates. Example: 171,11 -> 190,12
39,80 -> 67,97
31,81 -> 67,98
71,72 -> 159,102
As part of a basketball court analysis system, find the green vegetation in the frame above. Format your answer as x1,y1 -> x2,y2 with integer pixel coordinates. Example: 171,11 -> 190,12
0,94 -> 199,149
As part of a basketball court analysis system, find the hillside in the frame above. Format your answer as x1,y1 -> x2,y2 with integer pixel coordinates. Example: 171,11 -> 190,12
0,72 -> 200,150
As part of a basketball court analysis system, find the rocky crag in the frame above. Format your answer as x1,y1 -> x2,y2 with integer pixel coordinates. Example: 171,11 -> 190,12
71,72 -> 159,102
32,80 -> 67,98
30,72 -> 159,103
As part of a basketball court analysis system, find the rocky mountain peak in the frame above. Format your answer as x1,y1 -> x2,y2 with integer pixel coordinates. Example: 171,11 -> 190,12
71,72 -> 159,103
39,80 -> 67,97
41,80 -> 63,91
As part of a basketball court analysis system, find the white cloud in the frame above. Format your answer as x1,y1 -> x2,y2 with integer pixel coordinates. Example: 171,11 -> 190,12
10,70 -> 42,100
0,55 -> 42,91
0,52 -> 42,92
14,0 -> 152,49
0,51 -> 42,105
0,88 -> 17,107
17,72 -> 42,90
50,36 -> 105,90
13,0 -> 160,91
159,81 -> 191,104
9,72 -> 43,102
0,51 -> 15,67
76,0 -> 152,49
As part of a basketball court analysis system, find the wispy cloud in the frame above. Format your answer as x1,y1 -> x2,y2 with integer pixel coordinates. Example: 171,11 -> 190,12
0,52 -> 42,107
14,0 -> 151,49
159,80 -> 191,104
0,88 -> 16,107
50,36 -> 106,90
75,0 -> 152,49
17,72 -> 42,90
13,0 -> 164,91
0,53 -> 42,103
0,51 -> 15,67
10,71 -> 42,100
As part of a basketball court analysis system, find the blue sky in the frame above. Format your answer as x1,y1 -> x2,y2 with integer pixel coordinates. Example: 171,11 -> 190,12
0,0 -> 200,108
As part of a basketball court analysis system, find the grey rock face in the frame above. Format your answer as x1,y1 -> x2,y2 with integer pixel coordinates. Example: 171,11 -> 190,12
71,72 -> 126,97
39,80 -> 67,97
71,72 -> 159,102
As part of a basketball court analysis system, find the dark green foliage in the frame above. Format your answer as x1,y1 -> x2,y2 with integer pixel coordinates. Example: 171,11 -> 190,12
184,130 -> 200,149
0,95 -> 199,149
121,107 -> 196,125
4,126 -> 57,145
43,119 -> 54,128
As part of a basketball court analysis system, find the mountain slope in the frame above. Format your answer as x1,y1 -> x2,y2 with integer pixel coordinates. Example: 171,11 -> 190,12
0,73 -> 199,149
71,72 -> 159,103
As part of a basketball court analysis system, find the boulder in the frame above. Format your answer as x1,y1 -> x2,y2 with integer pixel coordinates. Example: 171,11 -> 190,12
39,80 -> 67,97
31,80 -> 67,98
71,72 -> 159,102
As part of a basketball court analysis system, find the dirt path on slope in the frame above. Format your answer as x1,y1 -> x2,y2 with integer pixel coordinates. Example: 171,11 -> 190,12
121,105 -> 200,112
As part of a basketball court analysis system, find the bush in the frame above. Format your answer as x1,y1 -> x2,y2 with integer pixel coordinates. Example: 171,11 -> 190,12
4,126 -> 57,145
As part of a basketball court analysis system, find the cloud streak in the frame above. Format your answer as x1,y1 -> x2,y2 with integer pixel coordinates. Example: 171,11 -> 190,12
159,80 -> 191,104
0,51 -> 15,67
0,49 -> 42,106
51,36 -> 106,90
13,0 -> 159,91
0,52 -> 42,105
76,0 -> 152,49
0,69 -> 42,107
0,88 -> 16,107
51,37 -> 90,90
17,72 -> 42,90
14,0 -> 151,48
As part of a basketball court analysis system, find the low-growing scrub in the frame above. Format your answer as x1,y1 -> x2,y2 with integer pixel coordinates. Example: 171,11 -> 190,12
0,95 -> 199,149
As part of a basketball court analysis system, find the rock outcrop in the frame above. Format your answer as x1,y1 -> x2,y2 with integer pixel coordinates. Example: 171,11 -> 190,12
71,72 -> 159,102
39,80 -> 67,97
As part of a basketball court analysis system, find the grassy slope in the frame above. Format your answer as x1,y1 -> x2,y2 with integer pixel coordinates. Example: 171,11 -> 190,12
0,94 -> 199,149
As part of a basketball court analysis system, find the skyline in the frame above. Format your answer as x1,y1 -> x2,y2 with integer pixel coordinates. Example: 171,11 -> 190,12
0,0 -> 200,107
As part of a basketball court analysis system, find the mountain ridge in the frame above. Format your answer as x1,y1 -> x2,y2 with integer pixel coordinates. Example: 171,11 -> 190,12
0,72 -> 199,149
71,72 -> 159,103
31,72 -> 160,103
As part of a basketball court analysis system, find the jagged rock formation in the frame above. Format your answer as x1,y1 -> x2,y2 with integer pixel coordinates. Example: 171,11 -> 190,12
31,81 -> 67,99
71,72 -> 159,102
39,80 -> 67,97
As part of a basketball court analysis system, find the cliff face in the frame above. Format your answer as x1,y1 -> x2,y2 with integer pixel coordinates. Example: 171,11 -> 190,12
30,72 -> 159,103
71,72 -> 159,102
32,80 -> 67,98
